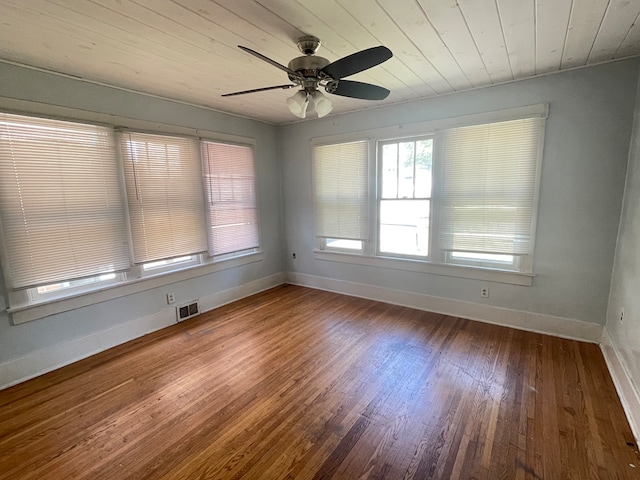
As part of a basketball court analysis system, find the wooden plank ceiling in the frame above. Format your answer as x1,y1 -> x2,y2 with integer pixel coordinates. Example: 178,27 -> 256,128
1,0 -> 639,124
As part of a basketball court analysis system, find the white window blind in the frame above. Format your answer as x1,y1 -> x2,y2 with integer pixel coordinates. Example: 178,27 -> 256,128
313,140 -> 369,241
439,117 -> 544,255
0,113 -> 130,289
201,141 -> 259,256
120,132 -> 208,264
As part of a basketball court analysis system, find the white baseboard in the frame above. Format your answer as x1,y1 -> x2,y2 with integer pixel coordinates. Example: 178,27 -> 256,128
600,328 -> 640,445
287,272 -> 603,343
0,272 -> 286,390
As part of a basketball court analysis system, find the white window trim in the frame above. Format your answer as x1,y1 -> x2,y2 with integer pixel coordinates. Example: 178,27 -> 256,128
313,250 -> 533,286
0,99 -> 263,323
311,104 -> 547,286
8,251 -> 263,324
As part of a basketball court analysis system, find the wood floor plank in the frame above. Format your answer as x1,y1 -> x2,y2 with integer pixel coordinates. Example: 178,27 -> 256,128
0,285 -> 638,479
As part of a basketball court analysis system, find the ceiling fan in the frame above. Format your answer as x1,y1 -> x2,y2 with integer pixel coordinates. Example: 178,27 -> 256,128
222,36 -> 393,118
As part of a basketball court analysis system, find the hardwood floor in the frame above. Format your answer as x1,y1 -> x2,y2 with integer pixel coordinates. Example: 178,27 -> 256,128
0,285 -> 638,479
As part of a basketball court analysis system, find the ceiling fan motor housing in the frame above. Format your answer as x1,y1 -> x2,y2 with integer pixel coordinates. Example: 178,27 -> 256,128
287,55 -> 331,84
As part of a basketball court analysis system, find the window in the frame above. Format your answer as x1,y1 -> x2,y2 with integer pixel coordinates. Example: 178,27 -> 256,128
440,118 -> 542,271
313,140 -> 368,251
379,138 -> 432,258
202,141 -> 259,257
120,131 -> 208,265
313,106 -> 546,276
0,113 -> 130,289
0,112 -> 261,311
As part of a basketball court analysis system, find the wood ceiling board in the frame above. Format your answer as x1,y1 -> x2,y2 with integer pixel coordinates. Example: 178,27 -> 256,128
1,0 -> 640,124
132,0 -> 292,68
336,0 -> 448,96
497,0 -> 536,78
534,0 -> 572,74
293,0 -> 415,101
589,0 -> 640,63
0,0 -> 266,107
34,0 -> 252,76
0,7 -> 209,90
216,0 -> 307,43
457,0 -> 514,83
418,0 -> 492,88
617,17 -> 640,58
378,0 -> 473,91
561,0 -> 610,68
170,0 -> 301,63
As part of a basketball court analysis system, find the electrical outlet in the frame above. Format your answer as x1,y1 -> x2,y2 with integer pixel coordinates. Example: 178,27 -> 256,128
166,292 -> 175,304
480,286 -> 490,298
620,308 -> 624,323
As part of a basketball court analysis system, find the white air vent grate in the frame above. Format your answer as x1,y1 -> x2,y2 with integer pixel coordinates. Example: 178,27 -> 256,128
176,301 -> 200,321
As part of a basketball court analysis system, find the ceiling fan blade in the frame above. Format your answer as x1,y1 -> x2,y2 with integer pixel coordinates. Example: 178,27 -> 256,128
222,84 -> 295,97
327,80 -> 390,100
321,46 -> 392,80
238,46 -> 301,79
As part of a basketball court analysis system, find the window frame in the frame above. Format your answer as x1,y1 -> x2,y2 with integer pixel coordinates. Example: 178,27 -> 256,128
0,108 -> 263,322
313,104 -> 547,285
376,135 -> 434,261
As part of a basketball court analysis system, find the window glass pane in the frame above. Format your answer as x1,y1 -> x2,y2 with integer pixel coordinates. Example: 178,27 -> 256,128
142,255 -> 197,271
448,251 -> 517,270
451,252 -> 514,263
398,142 -> 415,199
415,139 -> 433,198
379,200 -> 429,257
325,239 -> 363,250
381,143 -> 398,199
33,273 -> 121,297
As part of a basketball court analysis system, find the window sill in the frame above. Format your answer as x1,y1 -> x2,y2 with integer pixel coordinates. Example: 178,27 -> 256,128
8,252 -> 263,324
313,250 -> 533,286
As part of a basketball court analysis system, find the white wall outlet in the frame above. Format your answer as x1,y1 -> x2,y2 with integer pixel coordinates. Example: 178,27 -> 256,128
166,292 -> 175,304
480,286 -> 490,298
620,308 -> 624,323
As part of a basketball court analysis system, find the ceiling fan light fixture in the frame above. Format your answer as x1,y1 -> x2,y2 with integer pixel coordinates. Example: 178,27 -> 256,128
286,90 -> 309,118
226,40 -> 393,119
310,90 -> 333,118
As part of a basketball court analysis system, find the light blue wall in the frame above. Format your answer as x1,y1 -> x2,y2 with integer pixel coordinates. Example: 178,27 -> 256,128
606,64 -> 640,404
1,58 -> 639,386
0,63 -> 284,364
280,59 -> 639,325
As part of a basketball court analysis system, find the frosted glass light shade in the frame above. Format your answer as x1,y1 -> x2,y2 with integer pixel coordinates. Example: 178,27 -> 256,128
286,91 -> 309,118
311,90 -> 333,118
